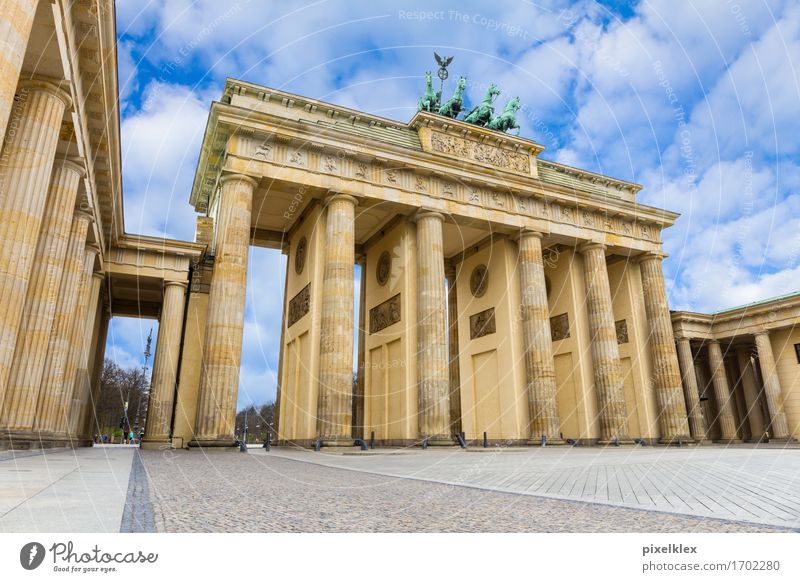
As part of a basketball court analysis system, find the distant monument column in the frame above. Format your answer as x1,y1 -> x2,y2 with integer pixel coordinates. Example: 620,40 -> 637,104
754,331 -> 791,440
192,174 -> 256,447
517,230 -> 562,444
579,242 -> 631,444
706,340 -> 738,442
142,281 -> 188,448
0,159 -> 84,436
675,337 -> 707,441
0,0 -> 40,151
316,193 -> 357,446
414,211 -> 451,444
0,80 -> 71,404
32,212 -> 93,440
638,253 -> 692,443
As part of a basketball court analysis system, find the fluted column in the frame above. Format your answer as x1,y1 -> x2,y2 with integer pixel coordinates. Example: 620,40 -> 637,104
754,332 -> 791,440
191,174 -> 255,447
0,159 -> 84,436
68,270 -> 103,439
415,211 -> 451,444
706,340 -> 738,442
638,253 -> 692,442
675,338 -> 707,441
30,212 -> 91,440
579,242 -> 630,443
518,230 -> 561,443
445,264 -> 462,437
0,0 -> 39,150
735,346 -> 766,440
0,80 -> 71,404
56,246 -> 98,438
316,193 -> 357,446
142,281 -> 188,448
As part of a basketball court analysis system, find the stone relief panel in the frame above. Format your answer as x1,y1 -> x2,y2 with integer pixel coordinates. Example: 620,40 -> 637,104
469,308 -> 496,340
369,293 -> 401,334
429,130 -> 531,174
288,283 -> 311,328
294,236 -> 307,275
550,313 -> 570,341
615,319 -> 629,344
376,251 -> 391,286
470,264 -> 489,298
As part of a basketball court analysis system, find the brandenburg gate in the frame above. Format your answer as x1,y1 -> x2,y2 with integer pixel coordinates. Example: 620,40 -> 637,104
183,77 -> 692,448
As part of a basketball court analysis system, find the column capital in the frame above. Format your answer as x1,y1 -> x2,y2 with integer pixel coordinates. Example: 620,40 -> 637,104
754,330 -> 770,338
91,271 -> 105,282
18,79 -> 72,110
74,208 -> 95,224
85,244 -> 101,257
514,228 -> 545,242
577,240 -> 606,254
57,157 -> 86,178
219,173 -> 259,189
164,280 -> 189,290
323,192 -> 358,207
411,209 -> 444,223
636,250 -> 669,263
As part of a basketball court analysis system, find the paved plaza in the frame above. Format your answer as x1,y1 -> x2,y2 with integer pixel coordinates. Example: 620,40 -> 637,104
2,444 -> 799,533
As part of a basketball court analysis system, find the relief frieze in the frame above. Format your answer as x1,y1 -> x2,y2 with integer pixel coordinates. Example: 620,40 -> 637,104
288,284 -> 310,328
429,130 -> 531,174
469,308 -> 496,340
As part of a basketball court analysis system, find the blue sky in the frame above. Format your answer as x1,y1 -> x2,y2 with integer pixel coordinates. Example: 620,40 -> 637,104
106,0 -> 800,410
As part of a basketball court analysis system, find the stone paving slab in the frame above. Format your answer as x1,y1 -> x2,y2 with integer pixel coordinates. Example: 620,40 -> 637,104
269,445 -> 800,529
0,445 -> 135,532
140,449 -> 787,532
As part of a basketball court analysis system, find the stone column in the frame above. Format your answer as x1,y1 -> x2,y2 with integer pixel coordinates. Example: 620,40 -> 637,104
57,246 -> 98,438
445,264 -> 462,437
579,242 -> 630,443
353,255 -> 367,440
142,281 -> 188,448
191,174 -> 255,447
82,303 -> 110,440
675,338 -> 707,441
735,346 -> 766,440
415,211 -> 451,444
706,340 -> 738,442
0,159 -> 84,435
0,0 -> 39,150
69,270 -> 103,439
31,212 -> 92,440
0,80 -> 71,403
638,253 -> 692,443
316,193 -> 357,446
518,230 -> 561,443
754,332 -> 791,440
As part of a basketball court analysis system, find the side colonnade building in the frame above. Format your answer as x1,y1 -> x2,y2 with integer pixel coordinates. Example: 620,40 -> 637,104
0,1 -> 797,451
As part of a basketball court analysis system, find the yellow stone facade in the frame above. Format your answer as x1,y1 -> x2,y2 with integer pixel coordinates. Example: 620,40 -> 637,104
0,3 -> 797,451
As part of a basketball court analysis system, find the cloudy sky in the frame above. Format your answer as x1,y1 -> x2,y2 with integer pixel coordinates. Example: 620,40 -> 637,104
107,0 -> 800,409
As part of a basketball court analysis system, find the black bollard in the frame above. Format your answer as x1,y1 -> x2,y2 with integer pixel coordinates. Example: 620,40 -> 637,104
483,432 -> 488,448
541,434 -> 547,448
422,437 -> 429,450
370,431 -> 375,449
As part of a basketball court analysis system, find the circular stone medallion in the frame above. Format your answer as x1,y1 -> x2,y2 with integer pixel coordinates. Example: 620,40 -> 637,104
470,264 -> 489,298
295,236 -> 307,275
376,250 -> 391,286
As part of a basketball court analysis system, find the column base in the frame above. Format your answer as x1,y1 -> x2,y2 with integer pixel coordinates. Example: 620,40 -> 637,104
598,437 -> 636,446
320,438 -> 357,448
188,438 -> 238,449
527,437 -> 568,446
420,436 -> 457,447
658,435 -> 695,446
764,437 -> 797,443
713,438 -> 743,444
140,438 -> 173,451
0,431 -> 78,450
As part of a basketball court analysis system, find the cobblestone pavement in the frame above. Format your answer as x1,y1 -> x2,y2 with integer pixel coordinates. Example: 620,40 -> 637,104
271,445 -> 800,529
140,449 -> 788,532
